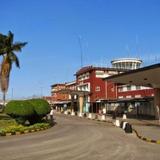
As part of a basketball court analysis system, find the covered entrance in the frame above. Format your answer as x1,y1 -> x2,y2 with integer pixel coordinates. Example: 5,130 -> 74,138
56,89 -> 89,114
104,63 -> 160,119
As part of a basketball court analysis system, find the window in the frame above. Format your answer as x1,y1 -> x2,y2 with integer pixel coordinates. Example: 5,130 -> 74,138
118,87 -> 123,92
127,85 -> 131,91
95,86 -> 100,92
85,72 -> 90,79
136,86 -> 141,90
96,71 -> 104,77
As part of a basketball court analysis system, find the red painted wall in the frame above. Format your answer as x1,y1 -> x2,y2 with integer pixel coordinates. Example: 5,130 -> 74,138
105,81 -> 117,99
118,88 -> 154,98
76,70 -> 107,102
76,70 -> 118,102
90,70 -> 106,102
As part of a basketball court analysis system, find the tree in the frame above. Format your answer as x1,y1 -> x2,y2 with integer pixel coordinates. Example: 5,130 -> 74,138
0,31 -> 27,107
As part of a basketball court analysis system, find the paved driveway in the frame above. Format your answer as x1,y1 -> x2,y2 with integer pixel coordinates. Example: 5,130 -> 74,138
0,114 -> 160,160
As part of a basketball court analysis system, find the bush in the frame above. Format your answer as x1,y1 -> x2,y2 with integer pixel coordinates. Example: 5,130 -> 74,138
5,101 -> 35,124
5,100 -> 34,117
27,99 -> 50,116
27,99 -> 50,124
5,99 -> 50,125
5,100 -> 33,124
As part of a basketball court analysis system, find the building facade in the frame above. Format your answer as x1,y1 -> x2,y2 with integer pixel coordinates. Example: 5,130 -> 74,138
49,57 -> 156,118
51,83 -> 68,101
105,58 -> 155,118
75,66 -> 125,112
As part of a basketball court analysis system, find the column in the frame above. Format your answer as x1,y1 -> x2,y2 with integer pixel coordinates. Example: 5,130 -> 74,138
79,94 -> 84,114
71,94 -> 74,112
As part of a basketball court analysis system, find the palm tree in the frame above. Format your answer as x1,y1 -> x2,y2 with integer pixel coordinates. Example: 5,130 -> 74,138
0,31 -> 27,107
0,34 -> 7,54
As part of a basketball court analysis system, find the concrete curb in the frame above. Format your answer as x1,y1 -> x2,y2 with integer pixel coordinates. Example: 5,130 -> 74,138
133,128 -> 160,144
113,120 -> 160,144
62,112 -> 113,125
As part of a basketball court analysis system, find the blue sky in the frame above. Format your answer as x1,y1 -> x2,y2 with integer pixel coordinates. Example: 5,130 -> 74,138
0,0 -> 160,98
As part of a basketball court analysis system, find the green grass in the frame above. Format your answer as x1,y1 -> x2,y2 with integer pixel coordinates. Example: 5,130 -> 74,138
0,113 -> 51,135
0,113 -> 17,129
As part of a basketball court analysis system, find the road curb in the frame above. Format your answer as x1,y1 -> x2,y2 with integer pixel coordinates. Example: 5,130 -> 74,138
60,113 -> 160,144
133,128 -> 160,144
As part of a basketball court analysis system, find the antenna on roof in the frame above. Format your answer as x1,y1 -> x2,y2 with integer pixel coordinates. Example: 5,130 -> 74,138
135,34 -> 141,58
125,44 -> 131,57
78,35 -> 83,68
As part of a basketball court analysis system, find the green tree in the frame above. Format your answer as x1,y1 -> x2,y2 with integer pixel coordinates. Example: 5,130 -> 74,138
0,31 -> 27,107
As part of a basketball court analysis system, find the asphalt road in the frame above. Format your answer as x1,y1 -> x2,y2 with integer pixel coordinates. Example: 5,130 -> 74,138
0,114 -> 160,160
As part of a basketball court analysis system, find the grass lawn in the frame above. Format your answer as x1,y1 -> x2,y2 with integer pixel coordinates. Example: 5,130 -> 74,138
0,113 -> 17,129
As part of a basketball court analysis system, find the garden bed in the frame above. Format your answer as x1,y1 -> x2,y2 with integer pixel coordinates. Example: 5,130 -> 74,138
0,114 -> 51,136
0,121 -> 51,136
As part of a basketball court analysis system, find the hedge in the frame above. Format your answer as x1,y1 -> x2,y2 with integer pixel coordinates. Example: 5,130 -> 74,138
27,99 -> 50,116
5,99 -> 50,125
5,100 -> 35,117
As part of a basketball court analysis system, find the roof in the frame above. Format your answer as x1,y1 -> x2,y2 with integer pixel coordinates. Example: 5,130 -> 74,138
65,81 -> 76,86
51,83 -> 66,87
111,58 -> 142,63
75,65 -> 128,76
104,63 -> 160,88
101,96 -> 153,103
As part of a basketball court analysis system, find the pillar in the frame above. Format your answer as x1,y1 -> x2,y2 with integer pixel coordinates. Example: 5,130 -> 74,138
79,94 -> 84,114
154,88 -> 160,119
71,94 -> 74,112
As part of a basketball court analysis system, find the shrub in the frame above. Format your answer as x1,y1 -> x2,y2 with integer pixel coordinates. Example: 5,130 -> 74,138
27,99 -> 50,116
5,100 -> 35,124
26,99 -> 50,124
5,99 -> 50,125
5,100 -> 34,117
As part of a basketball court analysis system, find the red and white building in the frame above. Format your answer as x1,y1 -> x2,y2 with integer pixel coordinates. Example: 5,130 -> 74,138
75,66 -> 125,112
44,81 -> 77,106
104,58 -> 155,118
49,57 -> 157,118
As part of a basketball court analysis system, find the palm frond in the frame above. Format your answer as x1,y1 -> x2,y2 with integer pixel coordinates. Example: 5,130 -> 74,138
7,31 -> 14,44
0,48 -> 6,55
0,34 -> 7,46
0,34 -> 7,55
9,52 -> 20,68
12,42 -> 27,52
0,31 -> 27,95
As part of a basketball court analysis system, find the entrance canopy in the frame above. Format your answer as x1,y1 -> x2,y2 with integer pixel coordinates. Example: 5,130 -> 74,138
101,97 -> 153,103
104,63 -> 160,88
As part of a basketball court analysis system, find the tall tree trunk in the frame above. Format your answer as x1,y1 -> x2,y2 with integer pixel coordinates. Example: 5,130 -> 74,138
2,92 -> 6,111
0,56 -> 11,112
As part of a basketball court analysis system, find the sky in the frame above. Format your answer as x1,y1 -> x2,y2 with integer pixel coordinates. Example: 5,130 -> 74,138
0,0 -> 160,99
